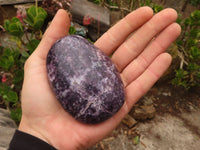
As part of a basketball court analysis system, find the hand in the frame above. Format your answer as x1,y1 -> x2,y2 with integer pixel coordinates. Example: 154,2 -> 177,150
19,7 -> 181,150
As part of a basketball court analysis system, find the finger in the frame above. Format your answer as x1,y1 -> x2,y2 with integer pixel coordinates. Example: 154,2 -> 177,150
124,53 -> 172,110
111,8 -> 178,72
94,53 -> 172,132
34,9 -> 70,60
94,54 -> 172,133
121,23 -> 181,87
95,6 -> 153,55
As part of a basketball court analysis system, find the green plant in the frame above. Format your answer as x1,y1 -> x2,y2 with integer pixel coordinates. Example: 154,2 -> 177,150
89,0 -> 163,14
0,83 -> 21,122
152,4 -> 163,13
0,46 -> 31,123
133,136 -> 140,145
0,5 -> 47,123
1,4 -> 87,123
172,10 -> 200,89
3,17 -> 24,38
189,0 -> 200,6
140,0 -> 163,13
69,26 -> 77,35
24,6 -> 47,30
4,5 -> 47,42
88,0 -> 101,4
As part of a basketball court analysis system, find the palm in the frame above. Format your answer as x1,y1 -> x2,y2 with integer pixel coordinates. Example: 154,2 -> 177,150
19,7 -> 181,150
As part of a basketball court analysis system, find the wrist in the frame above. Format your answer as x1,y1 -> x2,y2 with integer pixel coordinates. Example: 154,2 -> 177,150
18,117 -> 52,146
9,130 -> 57,150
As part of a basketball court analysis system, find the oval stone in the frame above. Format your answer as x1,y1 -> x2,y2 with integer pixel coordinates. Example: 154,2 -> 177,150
46,35 -> 125,124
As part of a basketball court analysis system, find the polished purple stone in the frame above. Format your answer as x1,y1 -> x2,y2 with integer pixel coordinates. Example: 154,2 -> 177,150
46,35 -> 124,124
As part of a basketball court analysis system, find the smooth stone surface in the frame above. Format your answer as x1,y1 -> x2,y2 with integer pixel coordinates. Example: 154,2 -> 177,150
47,35 -> 124,124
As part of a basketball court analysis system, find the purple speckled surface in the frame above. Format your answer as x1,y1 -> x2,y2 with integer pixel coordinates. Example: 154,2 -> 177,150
46,35 -> 124,124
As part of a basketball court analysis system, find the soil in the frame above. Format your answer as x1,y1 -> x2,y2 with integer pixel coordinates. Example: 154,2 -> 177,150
88,82 -> 200,150
0,5 -> 17,25
0,0 -> 200,150
144,82 -> 200,115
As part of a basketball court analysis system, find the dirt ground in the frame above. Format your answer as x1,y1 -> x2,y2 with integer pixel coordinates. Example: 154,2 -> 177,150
1,82 -> 200,150
1,1 -> 200,150
89,83 -> 200,150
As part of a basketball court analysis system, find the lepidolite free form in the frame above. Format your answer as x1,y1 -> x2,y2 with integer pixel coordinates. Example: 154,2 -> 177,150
46,35 -> 125,124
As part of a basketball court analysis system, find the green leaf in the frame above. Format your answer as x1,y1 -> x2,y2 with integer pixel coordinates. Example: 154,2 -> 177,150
189,47 -> 200,60
0,48 -> 15,70
12,48 -> 21,60
190,0 -> 200,6
184,18 -> 191,26
25,6 -> 47,30
145,0 -> 151,6
133,136 -> 140,145
88,0 -> 101,4
3,19 -> 10,31
175,69 -> 188,79
11,17 -> 21,23
173,9 -> 200,89
172,78 -> 179,86
20,56 -> 28,64
197,72 -> 200,79
10,108 -> 22,123
189,29 -> 200,38
153,4 -> 163,13
26,6 -> 37,23
7,18 -> 24,37
176,17 -> 182,25
69,26 -> 77,35
191,10 -> 200,21
4,48 -> 12,56
6,91 -> 18,103
0,56 -> 14,70
21,51 -> 30,58
13,69 -> 24,85
187,63 -> 199,71
0,83 -> 9,96
187,39 -> 198,48
0,84 -> 18,103
27,39 -> 40,53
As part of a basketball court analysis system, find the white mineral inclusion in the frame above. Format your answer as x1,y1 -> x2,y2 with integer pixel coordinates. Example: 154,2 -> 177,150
46,35 -> 125,124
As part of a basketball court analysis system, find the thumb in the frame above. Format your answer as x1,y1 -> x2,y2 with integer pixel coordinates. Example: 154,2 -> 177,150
34,9 -> 70,60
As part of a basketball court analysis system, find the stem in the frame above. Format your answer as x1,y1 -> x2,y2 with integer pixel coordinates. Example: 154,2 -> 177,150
181,0 -> 189,12
138,0 -> 141,7
100,0 -> 105,6
36,0 -> 38,9
36,0 -> 38,15
0,25 -> 6,32
103,3 -> 131,12
130,0 -> 134,11
25,30 -> 31,43
5,101 -> 10,112
19,37 -> 27,46
116,0 -> 121,10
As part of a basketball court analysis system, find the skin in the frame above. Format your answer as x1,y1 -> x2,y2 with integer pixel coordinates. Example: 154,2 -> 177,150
18,7 -> 181,150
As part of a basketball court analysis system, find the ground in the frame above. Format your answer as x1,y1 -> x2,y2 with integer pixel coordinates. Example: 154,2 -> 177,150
88,82 -> 200,150
1,82 -> 200,150
0,0 -> 200,149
